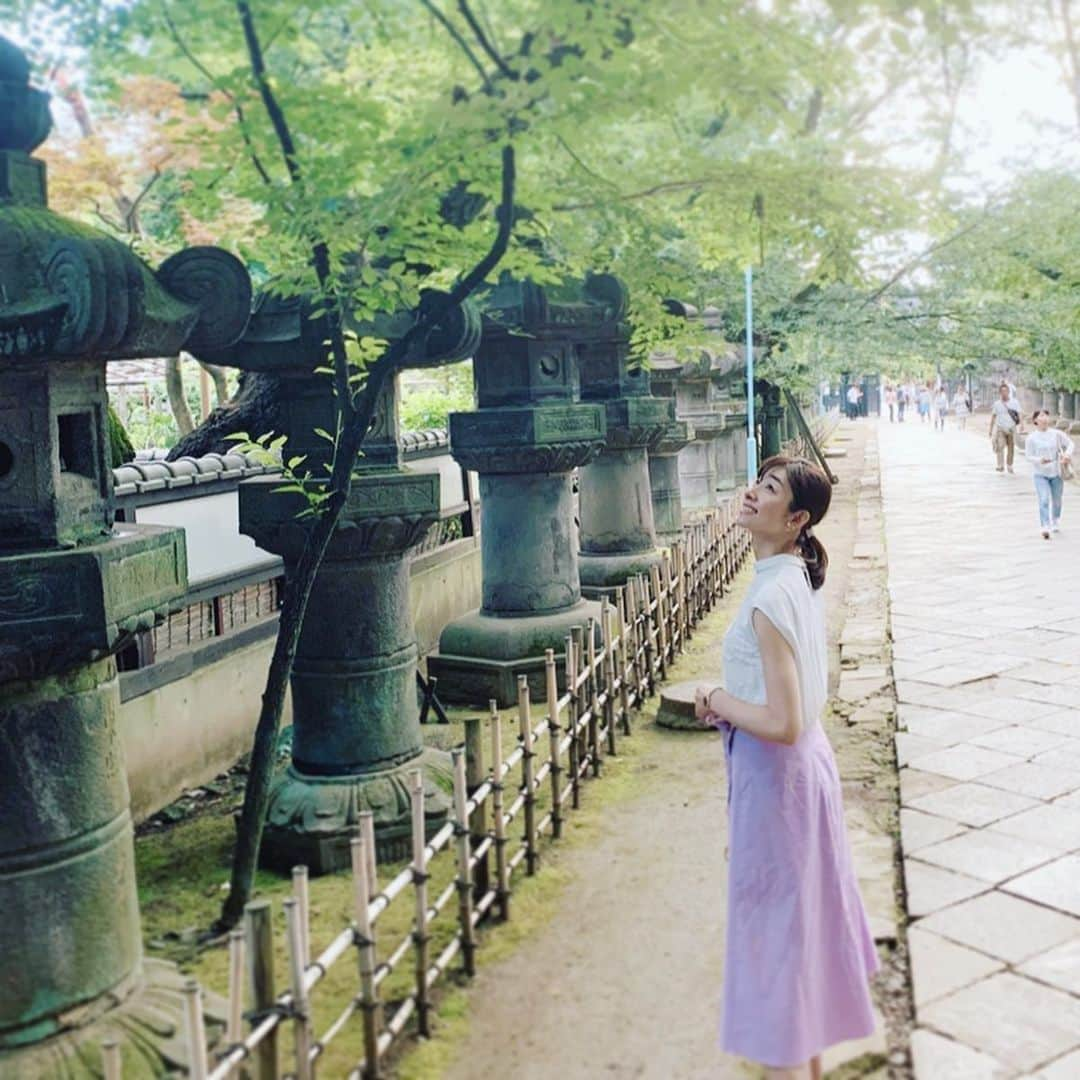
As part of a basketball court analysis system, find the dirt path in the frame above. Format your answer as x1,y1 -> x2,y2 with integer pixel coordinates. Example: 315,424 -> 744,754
434,423 -> 893,1080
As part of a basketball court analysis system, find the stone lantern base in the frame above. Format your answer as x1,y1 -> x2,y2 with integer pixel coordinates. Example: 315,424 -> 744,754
430,600 -> 601,708
261,745 -> 453,872
1,962 -> 225,1079
578,549 -> 663,596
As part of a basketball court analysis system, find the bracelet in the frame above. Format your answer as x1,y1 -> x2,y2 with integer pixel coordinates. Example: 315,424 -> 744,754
707,687 -> 723,714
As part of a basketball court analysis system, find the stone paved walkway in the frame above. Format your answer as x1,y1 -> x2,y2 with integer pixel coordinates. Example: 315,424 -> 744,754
881,418 -> 1080,1079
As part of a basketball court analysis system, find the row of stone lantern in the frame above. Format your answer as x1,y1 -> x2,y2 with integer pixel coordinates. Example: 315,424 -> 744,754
0,35 -> 751,1073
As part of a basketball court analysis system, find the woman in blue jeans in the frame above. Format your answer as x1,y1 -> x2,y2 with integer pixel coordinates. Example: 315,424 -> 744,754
1026,409 -> 1074,539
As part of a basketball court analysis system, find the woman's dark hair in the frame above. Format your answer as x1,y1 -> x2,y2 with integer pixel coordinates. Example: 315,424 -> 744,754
757,454 -> 833,590
1033,408 -> 1050,421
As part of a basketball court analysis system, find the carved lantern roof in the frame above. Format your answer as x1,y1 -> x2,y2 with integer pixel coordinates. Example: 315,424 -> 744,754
0,37 -> 252,550
472,272 -> 630,409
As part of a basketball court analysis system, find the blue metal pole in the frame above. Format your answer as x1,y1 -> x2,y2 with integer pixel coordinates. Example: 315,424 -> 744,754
744,266 -> 757,483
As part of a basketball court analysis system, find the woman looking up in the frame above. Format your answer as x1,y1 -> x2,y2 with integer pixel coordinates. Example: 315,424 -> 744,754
695,456 -> 878,1080
1026,409 -> 1074,539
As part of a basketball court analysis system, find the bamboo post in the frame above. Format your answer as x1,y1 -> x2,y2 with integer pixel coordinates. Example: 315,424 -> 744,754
570,625 -> 587,782
350,834 -> 381,1080
464,714 -> 490,905
491,707 -> 510,919
283,898 -> 312,1080
102,1039 -> 121,1080
292,865 -> 310,970
585,617 -> 600,776
183,979 -> 209,1080
600,596 -> 617,756
545,649 -> 563,841
360,810 -> 377,900
410,769 -> 431,1037
615,587 -> 630,733
451,748 -> 477,976
565,632 -> 580,809
245,899 -> 278,1080
638,575 -> 655,696
518,675 -> 539,874
650,564 -> 668,680
676,541 -> 689,645
624,577 -> 641,697
227,928 -> 246,1049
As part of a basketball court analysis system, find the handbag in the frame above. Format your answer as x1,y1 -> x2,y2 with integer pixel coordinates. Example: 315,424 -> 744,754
1007,407 -> 1021,426
1058,431 -> 1075,480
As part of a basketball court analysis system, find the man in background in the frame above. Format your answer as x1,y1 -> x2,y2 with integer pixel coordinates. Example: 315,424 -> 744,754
989,381 -> 1021,473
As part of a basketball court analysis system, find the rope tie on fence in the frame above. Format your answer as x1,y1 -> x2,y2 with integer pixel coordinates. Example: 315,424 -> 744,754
216,1036 -> 253,1062
246,1000 -> 305,1025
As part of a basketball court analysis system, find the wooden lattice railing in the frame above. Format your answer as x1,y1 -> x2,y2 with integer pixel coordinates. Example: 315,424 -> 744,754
98,496 -> 751,1080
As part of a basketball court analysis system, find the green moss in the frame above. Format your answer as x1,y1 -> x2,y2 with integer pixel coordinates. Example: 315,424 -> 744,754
108,403 -> 135,467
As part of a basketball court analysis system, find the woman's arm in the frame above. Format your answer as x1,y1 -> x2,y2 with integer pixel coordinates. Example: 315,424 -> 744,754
1060,431 -> 1075,458
1026,435 -> 1045,463
706,611 -> 804,745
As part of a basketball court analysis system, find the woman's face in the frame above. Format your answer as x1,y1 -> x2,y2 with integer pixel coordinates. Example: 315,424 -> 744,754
1036,412 -> 1051,431
737,466 -> 806,540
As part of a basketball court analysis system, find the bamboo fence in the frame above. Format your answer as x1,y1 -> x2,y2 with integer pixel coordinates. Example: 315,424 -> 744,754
123,500 -> 750,1079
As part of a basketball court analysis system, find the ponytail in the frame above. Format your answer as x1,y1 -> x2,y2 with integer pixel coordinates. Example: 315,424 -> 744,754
758,454 -> 833,591
796,527 -> 828,591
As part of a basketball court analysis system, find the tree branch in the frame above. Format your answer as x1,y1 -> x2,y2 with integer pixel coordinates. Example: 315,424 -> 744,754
857,217 -> 987,309
217,142 -> 516,930
124,167 -> 161,233
458,0 -> 517,80
553,176 -> 720,211
420,0 -> 492,92
162,3 -> 274,186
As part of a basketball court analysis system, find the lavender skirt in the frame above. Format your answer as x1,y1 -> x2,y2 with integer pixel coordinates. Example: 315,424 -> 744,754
720,722 -> 879,1067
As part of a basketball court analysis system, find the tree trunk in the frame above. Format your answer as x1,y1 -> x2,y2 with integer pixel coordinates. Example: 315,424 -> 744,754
166,371 -> 284,460
203,362 -> 230,408
165,355 -> 196,438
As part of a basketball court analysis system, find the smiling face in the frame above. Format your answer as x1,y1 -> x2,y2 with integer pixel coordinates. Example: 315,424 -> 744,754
736,464 -> 810,545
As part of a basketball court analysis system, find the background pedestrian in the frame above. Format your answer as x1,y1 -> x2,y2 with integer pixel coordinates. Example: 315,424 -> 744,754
918,383 -> 931,423
951,386 -> 970,430
1026,409 -> 1074,538
934,386 -> 948,431
989,382 -> 1020,473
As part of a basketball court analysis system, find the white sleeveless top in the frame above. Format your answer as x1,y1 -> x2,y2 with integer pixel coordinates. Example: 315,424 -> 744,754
721,554 -> 828,733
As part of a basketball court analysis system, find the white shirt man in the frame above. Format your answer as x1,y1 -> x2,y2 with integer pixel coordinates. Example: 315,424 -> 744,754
989,385 -> 1020,473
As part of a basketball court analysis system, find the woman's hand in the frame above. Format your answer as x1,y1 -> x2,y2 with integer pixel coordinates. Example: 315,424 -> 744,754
694,685 -> 712,723
1041,457 -> 1053,465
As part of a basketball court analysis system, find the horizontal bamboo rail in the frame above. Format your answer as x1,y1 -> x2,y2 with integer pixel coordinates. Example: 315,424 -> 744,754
110,498 -> 749,1080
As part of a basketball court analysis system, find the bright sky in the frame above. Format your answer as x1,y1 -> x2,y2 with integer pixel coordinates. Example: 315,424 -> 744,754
951,46 -> 1078,189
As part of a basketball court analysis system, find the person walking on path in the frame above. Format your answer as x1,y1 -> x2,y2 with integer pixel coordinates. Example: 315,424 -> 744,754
896,382 -> 906,422
845,382 -> 862,420
917,383 -> 932,423
934,386 -> 949,431
951,386 -> 970,430
989,382 -> 1020,473
1026,408 -> 1074,539
884,384 -> 897,423
694,457 -> 879,1080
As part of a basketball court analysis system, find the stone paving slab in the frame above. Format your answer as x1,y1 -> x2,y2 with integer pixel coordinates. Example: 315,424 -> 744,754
920,972 -> 1080,1072
910,1028 -> 1010,1079
881,420 -> 1080,1078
